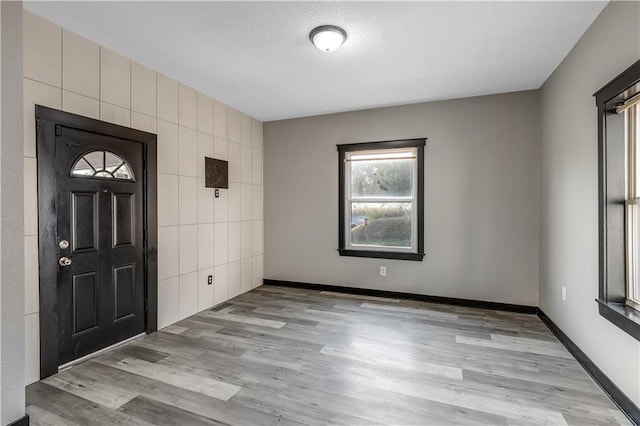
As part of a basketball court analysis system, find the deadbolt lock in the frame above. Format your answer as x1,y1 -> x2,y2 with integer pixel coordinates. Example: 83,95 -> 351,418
58,240 -> 69,249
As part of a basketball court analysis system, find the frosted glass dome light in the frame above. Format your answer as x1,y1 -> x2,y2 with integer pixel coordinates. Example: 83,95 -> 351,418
309,25 -> 347,52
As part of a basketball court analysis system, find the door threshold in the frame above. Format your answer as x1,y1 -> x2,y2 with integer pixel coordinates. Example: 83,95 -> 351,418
58,332 -> 145,372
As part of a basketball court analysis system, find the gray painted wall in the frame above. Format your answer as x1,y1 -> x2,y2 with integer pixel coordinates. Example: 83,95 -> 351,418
264,90 -> 540,306
0,1 -> 25,424
539,1 -> 640,406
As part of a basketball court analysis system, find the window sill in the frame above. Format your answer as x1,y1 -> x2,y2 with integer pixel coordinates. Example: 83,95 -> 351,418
596,299 -> 640,341
338,248 -> 425,261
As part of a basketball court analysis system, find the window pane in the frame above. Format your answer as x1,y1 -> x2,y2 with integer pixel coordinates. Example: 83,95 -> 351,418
350,202 -> 412,248
635,108 -> 640,198
105,152 -> 123,172
84,151 -> 104,171
72,158 -> 94,176
71,150 -> 135,181
351,158 -> 413,197
630,204 -> 640,304
113,164 -> 133,180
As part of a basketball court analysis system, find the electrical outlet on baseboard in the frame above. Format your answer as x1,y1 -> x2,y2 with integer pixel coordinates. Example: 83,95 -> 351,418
380,266 -> 387,277
208,275 -> 213,285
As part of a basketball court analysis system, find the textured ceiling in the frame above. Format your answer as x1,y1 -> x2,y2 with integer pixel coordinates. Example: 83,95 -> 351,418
24,1 -> 607,121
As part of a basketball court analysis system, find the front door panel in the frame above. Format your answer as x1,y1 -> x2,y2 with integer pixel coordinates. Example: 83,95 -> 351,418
56,127 -> 144,366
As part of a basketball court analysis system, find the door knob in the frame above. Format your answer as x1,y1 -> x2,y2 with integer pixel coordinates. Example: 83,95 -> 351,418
59,257 -> 72,267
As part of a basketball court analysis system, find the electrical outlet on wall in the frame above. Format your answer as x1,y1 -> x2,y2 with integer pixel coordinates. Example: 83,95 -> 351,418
208,275 -> 213,285
380,266 -> 387,277
561,286 -> 566,301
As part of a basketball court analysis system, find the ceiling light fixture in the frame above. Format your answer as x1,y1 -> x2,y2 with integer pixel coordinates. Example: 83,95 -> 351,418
309,25 -> 347,52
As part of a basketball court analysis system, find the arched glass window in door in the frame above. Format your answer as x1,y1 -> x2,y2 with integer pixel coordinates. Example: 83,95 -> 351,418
71,150 -> 135,181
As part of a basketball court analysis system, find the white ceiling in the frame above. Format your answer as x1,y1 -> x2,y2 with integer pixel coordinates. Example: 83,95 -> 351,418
24,1 -> 607,122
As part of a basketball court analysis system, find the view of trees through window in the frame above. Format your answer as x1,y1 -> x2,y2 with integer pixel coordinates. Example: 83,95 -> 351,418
349,156 -> 413,248
351,158 -> 413,197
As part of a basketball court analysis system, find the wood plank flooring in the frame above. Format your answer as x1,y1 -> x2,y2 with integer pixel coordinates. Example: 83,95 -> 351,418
26,286 -> 630,425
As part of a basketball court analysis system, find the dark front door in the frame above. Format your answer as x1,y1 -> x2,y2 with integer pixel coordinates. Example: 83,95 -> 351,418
56,127 -> 145,366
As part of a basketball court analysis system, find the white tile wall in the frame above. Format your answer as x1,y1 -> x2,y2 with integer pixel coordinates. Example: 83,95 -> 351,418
25,313 -> 40,385
62,90 -> 99,119
251,149 -> 263,185
213,263 -> 229,305
158,226 -> 179,280
131,62 -> 157,117
158,120 -> 180,174
252,221 -> 264,257
179,225 -> 198,274
240,183 -> 252,221
158,173 -> 179,226
228,260 -> 241,298
213,99 -> 228,139
240,145 -> 252,184
227,107 -> 241,143
178,126 -> 198,177
197,133 -> 214,178
23,78 -> 61,157
179,84 -> 197,130
197,224 -> 215,270
198,181 -> 214,224
214,137 -> 228,161
213,190 -> 229,223
62,30 -> 99,99
214,223 -> 229,266
23,12 -> 61,87
252,255 -> 264,289
197,268 -> 214,311
197,93 -> 214,135
100,102 -> 130,127
228,141 -> 241,183
100,47 -> 131,109
241,221 -> 253,260
178,272 -> 198,320
24,236 -> 39,315
251,185 -> 264,221
178,176 -> 198,225
157,75 -> 179,123
24,158 -> 38,236
158,277 -> 179,328
228,222 -> 241,262
131,111 -> 156,134
240,113 -> 252,146
228,182 -> 241,222
240,258 -> 252,293
22,10 -> 263,385
252,118 -> 263,150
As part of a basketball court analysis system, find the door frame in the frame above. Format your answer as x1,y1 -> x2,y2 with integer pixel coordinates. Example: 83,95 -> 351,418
35,105 -> 158,379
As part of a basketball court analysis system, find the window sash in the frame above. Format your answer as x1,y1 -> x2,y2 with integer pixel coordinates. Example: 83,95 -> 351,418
626,105 -> 640,309
344,148 -> 418,253
347,201 -> 415,251
626,202 -> 640,306
350,196 -> 414,202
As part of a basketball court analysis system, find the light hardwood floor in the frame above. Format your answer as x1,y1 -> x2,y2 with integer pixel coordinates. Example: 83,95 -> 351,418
26,285 -> 630,425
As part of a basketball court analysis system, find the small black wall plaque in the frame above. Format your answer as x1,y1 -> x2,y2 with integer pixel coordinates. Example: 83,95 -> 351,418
205,157 -> 228,189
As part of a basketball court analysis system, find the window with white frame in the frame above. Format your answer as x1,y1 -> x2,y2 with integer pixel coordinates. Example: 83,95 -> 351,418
337,139 -> 425,261
626,102 -> 640,310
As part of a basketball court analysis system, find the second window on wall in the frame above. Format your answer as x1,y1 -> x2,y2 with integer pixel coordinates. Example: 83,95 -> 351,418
626,102 -> 640,310
595,58 -> 640,341
337,138 -> 426,261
